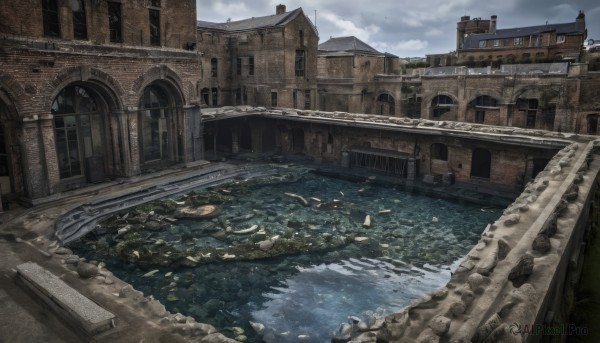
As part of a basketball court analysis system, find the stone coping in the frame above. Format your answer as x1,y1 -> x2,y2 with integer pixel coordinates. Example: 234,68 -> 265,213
201,106 -> 584,148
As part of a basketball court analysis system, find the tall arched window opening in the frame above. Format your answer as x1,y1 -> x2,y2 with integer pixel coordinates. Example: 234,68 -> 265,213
138,85 -> 181,163
52,85 -> 106,179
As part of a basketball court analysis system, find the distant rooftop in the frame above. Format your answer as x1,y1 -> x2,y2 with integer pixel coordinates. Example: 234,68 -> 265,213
197,7 -> 316,34
463,20 -> 585,50
318,36 -> 384,55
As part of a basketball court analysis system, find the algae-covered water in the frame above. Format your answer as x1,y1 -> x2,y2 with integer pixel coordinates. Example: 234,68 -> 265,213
71,171 -> 505,342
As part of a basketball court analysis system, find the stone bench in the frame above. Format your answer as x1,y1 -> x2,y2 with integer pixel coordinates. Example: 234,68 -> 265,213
16,262 -> 116,336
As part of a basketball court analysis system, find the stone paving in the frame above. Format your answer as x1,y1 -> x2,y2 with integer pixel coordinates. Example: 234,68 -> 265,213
0,163 -> 236,343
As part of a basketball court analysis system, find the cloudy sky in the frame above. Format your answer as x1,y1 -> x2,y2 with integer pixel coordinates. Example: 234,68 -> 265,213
196,0 -> 600,57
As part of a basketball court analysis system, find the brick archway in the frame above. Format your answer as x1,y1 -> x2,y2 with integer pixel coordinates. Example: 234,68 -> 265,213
0,87 -> 26,198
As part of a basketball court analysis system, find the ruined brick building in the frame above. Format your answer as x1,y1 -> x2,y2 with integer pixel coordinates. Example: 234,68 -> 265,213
0,0 -> 203,202
317,36 -> 402,114
1,2 -> 600,206
456,11 -> 587,64
427,12 -> 587,67
196,4 -> 318,110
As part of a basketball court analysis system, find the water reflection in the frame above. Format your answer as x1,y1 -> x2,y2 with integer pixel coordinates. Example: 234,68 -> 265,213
251,259 -> 459,342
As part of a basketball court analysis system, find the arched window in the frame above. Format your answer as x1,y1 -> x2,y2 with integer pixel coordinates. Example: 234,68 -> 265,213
139,85 -> 181,163
377,93 -> 395,116
431,143 -> 448,161
431,95 -> 454,118
52,85 -> 105,179
471,95 -> 498,108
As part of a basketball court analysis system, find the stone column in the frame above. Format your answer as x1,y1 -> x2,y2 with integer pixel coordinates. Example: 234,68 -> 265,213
22,116 -> 48,199
456,76 -> 468,122
506,105 -> 514,127
126,108 -> 141,176
39,114 -> 61,195
499,104 -> 510,127
108,110 -> 123,176
183,104 -> 203,162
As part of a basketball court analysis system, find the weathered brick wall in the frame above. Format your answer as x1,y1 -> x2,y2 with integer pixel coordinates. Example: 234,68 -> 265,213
210,116 -> 559,190
418,73 -> 587,132
457,31 -> 585,63
0,0 -> 196,49
196,10 -> 318,110
318,56 -> 354,79
0,40 -> 202,198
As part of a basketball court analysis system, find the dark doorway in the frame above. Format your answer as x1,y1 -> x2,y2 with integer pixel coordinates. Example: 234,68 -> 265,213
471,148 -> 491,178
262,127 -> 277,152
291,128 -> 305,153
239,124 -> 252,151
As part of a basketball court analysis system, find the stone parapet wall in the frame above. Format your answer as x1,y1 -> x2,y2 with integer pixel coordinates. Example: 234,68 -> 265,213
342,140 -> 600,342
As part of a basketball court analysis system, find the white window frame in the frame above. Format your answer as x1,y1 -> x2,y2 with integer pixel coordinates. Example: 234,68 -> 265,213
493,39 -> 500,47
556,35 -> 566,44
514,37 -> 524,46
479,40 -> 486,48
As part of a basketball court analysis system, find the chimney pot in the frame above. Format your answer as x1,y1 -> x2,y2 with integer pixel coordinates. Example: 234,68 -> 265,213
276,4 -> 286,15
490,15 -> 497,34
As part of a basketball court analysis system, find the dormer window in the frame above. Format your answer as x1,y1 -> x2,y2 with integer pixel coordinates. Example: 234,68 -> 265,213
479,40 -> 486,48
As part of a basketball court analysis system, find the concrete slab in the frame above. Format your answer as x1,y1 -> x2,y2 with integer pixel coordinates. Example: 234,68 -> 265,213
16,262 -> 115,336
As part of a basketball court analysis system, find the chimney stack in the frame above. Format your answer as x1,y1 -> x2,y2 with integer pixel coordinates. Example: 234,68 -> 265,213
490,15 -> 497,34
276,4 -> 286,15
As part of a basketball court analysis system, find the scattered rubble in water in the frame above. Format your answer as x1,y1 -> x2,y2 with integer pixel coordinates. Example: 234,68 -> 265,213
71,170 -> 505,342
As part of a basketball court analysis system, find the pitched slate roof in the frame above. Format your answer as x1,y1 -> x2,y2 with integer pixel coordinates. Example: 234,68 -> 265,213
318,36 -> 382,55
197,7 -> 317,36
463,21 -> 584,49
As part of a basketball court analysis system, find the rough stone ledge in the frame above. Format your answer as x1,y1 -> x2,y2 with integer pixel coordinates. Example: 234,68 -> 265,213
357,139 -> 600,343
16,261 -> 116,336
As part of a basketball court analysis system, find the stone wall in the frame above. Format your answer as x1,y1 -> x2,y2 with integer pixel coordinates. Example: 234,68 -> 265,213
200,107 -> 600,341
202,107 -> 573,191
344,140 -> 600,342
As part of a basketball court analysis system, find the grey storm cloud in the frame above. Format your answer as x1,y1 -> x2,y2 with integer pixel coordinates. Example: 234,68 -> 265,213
196,0 -> 600,57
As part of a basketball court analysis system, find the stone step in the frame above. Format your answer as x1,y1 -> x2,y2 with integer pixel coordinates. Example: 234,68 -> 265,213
16,262 -> 116,337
